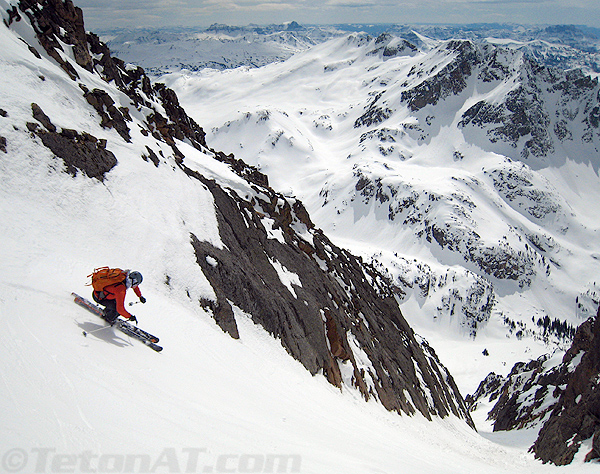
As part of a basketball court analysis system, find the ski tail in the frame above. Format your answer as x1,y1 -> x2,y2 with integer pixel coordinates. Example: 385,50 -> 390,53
72,292 -> 103,317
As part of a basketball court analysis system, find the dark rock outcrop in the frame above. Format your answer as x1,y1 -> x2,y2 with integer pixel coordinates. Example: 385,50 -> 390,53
10,0 -> 209,175
459,56 -> 600,167
477,354 -> 572,432
28,103 -> 117,180
585,430 -> 600,462
187,168 -> 475,426
81,86 -> 131,142
532,312 -> 600,464
354,92 -> 392,128
16,0 -> 91,79
401,40 -> 479,112
468,309 -> 600,465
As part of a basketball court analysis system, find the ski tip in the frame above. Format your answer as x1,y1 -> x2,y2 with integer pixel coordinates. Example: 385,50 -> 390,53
142,340 -> 163,352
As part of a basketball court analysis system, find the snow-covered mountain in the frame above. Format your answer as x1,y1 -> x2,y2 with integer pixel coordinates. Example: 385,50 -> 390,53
162,31 -> 600,345
0,1 -> 547,473
152,24 -> 600,463
98,22 -> 348,75
1,0 -> 599,469
100,22 -> 600,77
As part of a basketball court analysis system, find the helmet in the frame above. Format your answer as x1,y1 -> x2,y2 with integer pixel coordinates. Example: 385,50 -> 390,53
128,271 -> 143,287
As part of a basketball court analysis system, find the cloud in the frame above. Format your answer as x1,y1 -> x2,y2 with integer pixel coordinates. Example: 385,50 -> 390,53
325,0 -> 378,6
75,0 -> 600,29
206,0 -> 297,12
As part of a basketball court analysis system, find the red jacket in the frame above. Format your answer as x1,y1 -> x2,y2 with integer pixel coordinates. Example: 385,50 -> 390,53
98,282 -> 142,320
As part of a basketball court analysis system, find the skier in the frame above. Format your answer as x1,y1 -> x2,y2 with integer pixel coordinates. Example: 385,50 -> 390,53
92,270 -> 146,325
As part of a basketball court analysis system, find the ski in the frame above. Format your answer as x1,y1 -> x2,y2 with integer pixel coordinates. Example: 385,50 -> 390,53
72,292 -> 159,342
72,292 -> 160,343
72,292 -> 162,352
114,317 -> 160,345
114,320 -> 163,352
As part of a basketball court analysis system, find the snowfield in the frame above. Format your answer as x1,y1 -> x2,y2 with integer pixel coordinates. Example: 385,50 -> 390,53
158,33 -> 600,388
0,213 -> 593,474
0,2 -> 598,472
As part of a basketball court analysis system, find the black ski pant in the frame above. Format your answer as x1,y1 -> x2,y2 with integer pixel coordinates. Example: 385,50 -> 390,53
92,291 -> 119,323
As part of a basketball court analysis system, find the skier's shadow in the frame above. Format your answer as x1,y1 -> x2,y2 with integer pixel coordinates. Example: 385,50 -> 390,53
76,321 -> 132,348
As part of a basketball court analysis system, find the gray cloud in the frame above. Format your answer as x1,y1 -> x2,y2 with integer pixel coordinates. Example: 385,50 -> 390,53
74,0 -> 600,30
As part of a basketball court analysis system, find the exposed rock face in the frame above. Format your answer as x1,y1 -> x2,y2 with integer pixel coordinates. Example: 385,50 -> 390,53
9,0 -> 208,174
3,0 -> 477,428
459,56 -> 600,168
365,37 -> 600,168
187,171 -> 474,425
401,40 -> 479,112
81,86 -> 131,142
468,310 -> 600,465
28,103 -> 117,181
532,312 -> 600,464
469,354 -> 572,432
351,166 -> 537,289
586,430 -> 600,462
16,0 -> 91,79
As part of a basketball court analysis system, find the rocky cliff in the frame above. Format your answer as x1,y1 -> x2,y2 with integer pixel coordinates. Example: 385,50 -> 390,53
467,309 -> 600,464
532,311 -> 600,464
2,0 -> 475,427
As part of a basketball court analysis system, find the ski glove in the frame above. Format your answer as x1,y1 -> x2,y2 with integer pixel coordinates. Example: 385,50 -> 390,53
129,315 -> 137,324
139,296 -> 146,304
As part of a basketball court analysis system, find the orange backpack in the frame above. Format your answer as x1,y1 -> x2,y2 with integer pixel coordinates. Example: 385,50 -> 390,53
87,267 -> 127,292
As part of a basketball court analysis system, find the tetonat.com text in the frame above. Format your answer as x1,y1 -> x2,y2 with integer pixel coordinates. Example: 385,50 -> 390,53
1,447 -> 302,473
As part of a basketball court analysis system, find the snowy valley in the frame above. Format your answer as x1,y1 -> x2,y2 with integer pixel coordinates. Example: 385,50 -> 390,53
0,0 -> 599,472
159,21 -> 600,367
157,25 -> 600,465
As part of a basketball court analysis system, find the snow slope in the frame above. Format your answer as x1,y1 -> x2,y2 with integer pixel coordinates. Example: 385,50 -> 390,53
159,34 -> 600,368
100,23 -> 600,78
0,49 -> 587,474
0,100 -> 592,472
5,275 -> 593,473
0,2 -> 597,472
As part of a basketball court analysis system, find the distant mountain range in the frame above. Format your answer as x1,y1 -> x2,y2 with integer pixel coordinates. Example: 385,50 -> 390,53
99,22 -> 600,76
3,1 -> 599,466
150,24 -> 600,464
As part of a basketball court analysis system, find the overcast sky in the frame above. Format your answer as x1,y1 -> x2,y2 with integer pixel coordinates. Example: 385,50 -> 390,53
75,0 -> 600,31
